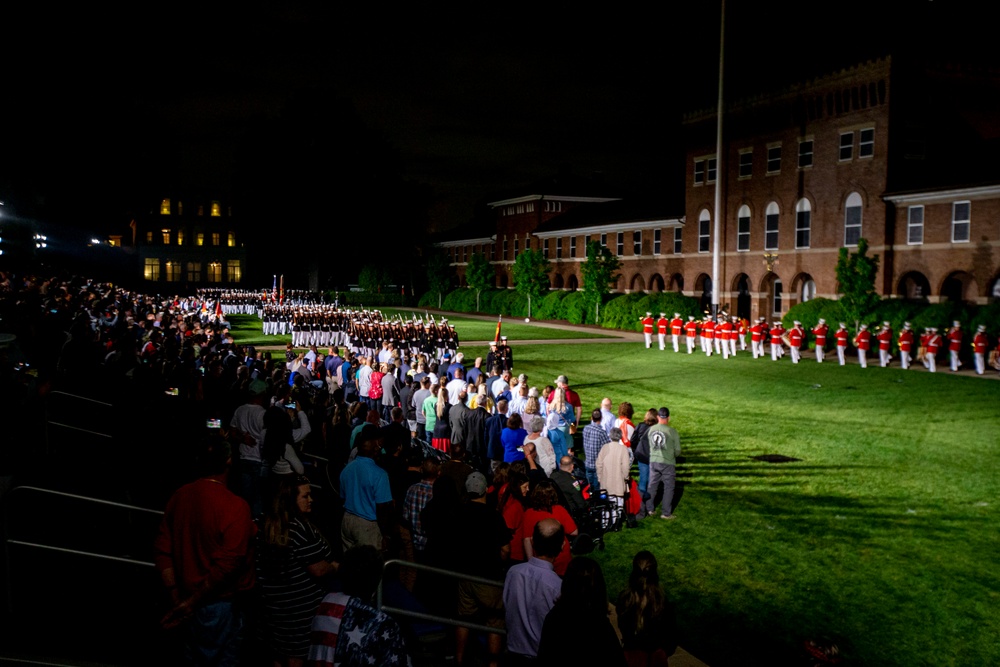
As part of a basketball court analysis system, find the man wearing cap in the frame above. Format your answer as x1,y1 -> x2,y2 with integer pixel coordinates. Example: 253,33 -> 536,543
656,313 -> 669,351
718,316 -> 733,359
812,319 -> 829,363
496,336 -> 514,372
670,313 -> 684,352
684,316 -> 698,354
854,324 -> 871,368
924,327 -> 942,373
973,325 -> 989,375
898,322 -> 915,370
947,321 -> 963,372
877,321 -> 893,368
484,341 -> 499,374
769,320 -> 785,361
834,323 -> 849,366
788,321 -> 805,363
750,318 -> 764,359
641,312 -> 654,349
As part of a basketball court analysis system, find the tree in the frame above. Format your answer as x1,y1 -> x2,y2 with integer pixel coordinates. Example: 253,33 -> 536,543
835,237 -> 880,330
465,252 -> 494,311
426,250 -> 453,309
580,240 -> 622,324
511,248 -> 551,318
358,264 -> 390,294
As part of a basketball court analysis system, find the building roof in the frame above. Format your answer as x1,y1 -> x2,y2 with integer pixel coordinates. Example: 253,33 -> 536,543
532,197 -> 683,236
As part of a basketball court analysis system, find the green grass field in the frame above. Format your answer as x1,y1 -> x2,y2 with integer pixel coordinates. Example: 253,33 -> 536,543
482,341 -> 1000,666
381,309 -> 613,341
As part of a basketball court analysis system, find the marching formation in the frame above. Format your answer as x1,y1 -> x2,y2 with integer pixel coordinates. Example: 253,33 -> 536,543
642,311 -> 998,375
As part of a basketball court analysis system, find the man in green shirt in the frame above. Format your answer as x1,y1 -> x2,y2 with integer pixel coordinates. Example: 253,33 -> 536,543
643,406 -> 681,520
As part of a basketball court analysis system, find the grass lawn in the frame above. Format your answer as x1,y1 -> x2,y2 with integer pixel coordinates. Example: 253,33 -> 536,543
467,340 -> 1000,666
380,309 -> 613,341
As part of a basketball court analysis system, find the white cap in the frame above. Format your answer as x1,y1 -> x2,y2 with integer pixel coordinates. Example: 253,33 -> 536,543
977,324 -> 986,331
793,320 -> 801,326
674,312 -> 681,318
860,324 -> 868,329
818,318 -> 826,324
688,315 -> 695,320
953,321 -> 961,327
646,312 -> 652,316
883,321 -> 890,326
903,322 -> 911,328
660,313 -> 666,317
839,322 -> 847,328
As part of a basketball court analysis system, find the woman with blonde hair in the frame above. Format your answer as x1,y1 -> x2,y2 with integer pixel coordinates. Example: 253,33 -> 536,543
430,386 -> 451,452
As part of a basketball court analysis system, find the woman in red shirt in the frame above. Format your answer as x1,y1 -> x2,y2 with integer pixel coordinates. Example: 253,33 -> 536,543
519,480 -> 578,576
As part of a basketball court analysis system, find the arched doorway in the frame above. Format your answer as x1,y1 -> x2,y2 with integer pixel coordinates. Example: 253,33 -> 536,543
695,273 -> 712,313
732,274 -> 751,320
760,273 -> 783,318
649,274 -> 665,293
629,274 -> 646,292
670,273 -> 684,292
941,271 -> 977,303
499,273 -> 509,289
567,275 -> 579,291
552,274 -> 565,289
897,271 -> 930,300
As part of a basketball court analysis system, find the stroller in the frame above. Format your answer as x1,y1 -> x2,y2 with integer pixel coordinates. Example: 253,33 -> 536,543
571,487 -> 623,554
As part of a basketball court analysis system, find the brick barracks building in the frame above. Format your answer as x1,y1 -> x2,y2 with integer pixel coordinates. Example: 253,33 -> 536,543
438,57 -> 1000,319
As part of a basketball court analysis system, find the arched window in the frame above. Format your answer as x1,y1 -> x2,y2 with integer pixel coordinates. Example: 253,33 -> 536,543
844,192 -> 862,246
772,278 -> 783,315
795,199 -> 811,249
698,209 -> 711,253
737,205 -> 751,251
801,279 -> 816,302
765,202 -> 779,250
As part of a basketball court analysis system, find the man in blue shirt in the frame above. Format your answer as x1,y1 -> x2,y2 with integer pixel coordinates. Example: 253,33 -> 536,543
339,426 -> 393,553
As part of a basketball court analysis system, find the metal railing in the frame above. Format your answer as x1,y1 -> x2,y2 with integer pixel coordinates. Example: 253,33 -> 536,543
2,485 -> 162,613
43,390 -> 116,457
379,559 -> 506,636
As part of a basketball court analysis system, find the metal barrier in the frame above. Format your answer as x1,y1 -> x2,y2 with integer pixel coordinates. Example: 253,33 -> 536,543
43,390 -> 116,457
379,559 -> 506,636
2,485 -> 162,613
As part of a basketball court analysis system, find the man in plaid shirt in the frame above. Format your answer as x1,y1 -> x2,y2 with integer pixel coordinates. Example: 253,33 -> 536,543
402,458 -> 440,561
582,409 -> 611,494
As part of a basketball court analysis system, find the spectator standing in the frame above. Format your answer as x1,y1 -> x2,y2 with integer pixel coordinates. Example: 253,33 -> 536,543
503,519 -> 565,663
582,409 -> 611,494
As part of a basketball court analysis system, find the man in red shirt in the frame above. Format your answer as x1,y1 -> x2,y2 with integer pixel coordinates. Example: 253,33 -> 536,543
947,321 -> 963,372
702,317 -> 715,356
769,321 -> 785,361
854,323 -> 871,368
718,317 -> 733,359
812,318 -> 829,363
877,321 -> 893,368
898,322 -> 915,370
750,318 -> 764,359
973,325 -> 989,375
788,321 -> 805,364
834,322 -> 850,366
924,327 -> 942,373
641,312 -> 654,349
656,313 -> 669,351
670,313 -> 684,353
684,316 -> 698,354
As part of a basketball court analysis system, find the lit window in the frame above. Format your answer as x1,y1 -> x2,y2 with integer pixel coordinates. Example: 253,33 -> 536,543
176,229 -> 184,246
737,205 -> 751,251
707,158 -> 717,183
767,145 -> 782,173
795,199 -> 811,249
144,258 -> 160,281
673,227 -> 682,254
208,262 -> 222,283
907,206 -> 924,245
952,201 -> 970,243
616,232 -> 624,257
694,159 -> 705,185
165,261 -> 180,282
160,199 -> 171,215
765,202 -> 780,250
798,140 -> 814,168
739,151 -> 753,178
859,128 -> 874,158
570,236 -> 577,257
227,232 -> 235,247
186,262 -> 201,282
197,205 -> 204,216
633,230 -> 642,256
698,210 -> 710,253
212,232 -> 220,246
210,201 -> 221,217
839,132 -> 854,161
844,193 -> 862,246
196,233 -> 204,246
227,260 -> 242,283
146,231 -> 153,244
161,229 -> 171,244
653,229 -> 661,255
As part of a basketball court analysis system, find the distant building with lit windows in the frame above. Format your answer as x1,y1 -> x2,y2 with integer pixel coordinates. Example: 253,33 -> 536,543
133,196 -> 246,288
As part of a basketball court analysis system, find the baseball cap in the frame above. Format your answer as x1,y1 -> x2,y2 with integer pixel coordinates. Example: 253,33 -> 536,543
249,379 -> 267,396
465,471 -> 488,497
555,374 -> 568,385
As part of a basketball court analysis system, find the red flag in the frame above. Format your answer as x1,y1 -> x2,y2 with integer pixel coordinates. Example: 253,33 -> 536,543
494,314 -> 503,343
215,300 -> 223,319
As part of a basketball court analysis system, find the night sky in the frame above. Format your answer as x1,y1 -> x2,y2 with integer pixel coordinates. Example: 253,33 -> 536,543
2,1 -> 995,276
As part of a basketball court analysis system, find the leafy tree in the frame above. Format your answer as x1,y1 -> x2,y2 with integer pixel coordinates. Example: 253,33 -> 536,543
511,248 -> 550,317
358,264 -> 390,294
465,252 -> 494,312
426,250 -> 453,309
835,237 -> 880,330
580,240 -> 622,324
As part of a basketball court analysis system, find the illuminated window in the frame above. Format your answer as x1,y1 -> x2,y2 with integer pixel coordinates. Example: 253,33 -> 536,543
196,233 -> 204,246
698,210 -> 710,253
186,262 -> 201,282
161,229 -> 171,244
952,201 -> 971,243
227,260 -> 242,283
795,199 -> 811,249
737,205 -> 751,251
227,232 -> 235,247
160,199 -> 171,215
165,261 -> 181,282
844,193 -> 862,246
176,229 -> 185,246
144,258 -> 160,281
146,231 -> 153,244
211,201 -> 221,217
765,202 -> 780,250
177,201 -> 183,216
212,232 -> 220,246
208,262 -> 222,283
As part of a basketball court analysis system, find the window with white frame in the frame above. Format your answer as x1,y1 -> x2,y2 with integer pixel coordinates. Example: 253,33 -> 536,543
653,229 -> 661,255
165,261 -> 180,282
798,140 -> 814,168
765,202 -> 780,250
738,150 -> 753,178
907,206 -> 924,244
839,131 -> 854,161
859,128 -> 874,158
144,258 -> 160,281
707,158 -> 717,183
698,210 -> 710,253
514,236 -> 519,258
694,159 -> 705,185
570,236 -> 577,257
737,205 -> 751,251
772,278 -> 783,315
633,230 -> 641,255
673,227 -> 682,254
208,262 -> 222,283
601,233 -> 607,250
556,237 -> 563,259
503,236 -> 508,258
844,192 -> 862,246
795,199 -> 812,248
544,238 -> 550,257
952,201 -> 970,243
526,202 -> 535,213
616,232 -> 624,256
767,145 -> 782,173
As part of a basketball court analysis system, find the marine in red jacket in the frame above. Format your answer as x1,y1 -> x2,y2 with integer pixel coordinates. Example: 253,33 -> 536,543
834,322 -> 849,366
924,327 -> 942,373
769,322 -> 785,361
946,322 -> 963,371
684,316 -> 698,354
854,324 -> 871,368
750,319 -> 765,359
876,321 -> 893,367
972,325 -> 989,375
897,322 -> 915,370
641,312 -> 654,349
788,321 -> 805,363
812,319 -> 829,363
656,313 -> 669,351
670,313 -> 684,352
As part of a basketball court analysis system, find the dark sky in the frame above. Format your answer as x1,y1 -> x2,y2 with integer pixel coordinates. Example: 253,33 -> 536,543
2,1 -> 994,236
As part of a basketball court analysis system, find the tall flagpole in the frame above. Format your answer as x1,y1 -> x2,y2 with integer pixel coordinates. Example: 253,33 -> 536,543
711,0 -> 726,320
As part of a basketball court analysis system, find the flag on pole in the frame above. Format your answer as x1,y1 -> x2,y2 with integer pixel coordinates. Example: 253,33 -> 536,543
271,275 -> 278,303
494,314 -> 503,343
215,299 -> 223,319
279,274 -> 285,305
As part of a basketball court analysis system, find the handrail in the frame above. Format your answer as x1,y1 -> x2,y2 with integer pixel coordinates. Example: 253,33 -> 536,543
2,485 -> 163,613
379,558 -> 506,636
44,390 -> 116,455
48,390 -> 115,408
